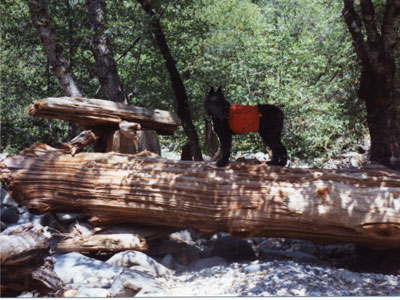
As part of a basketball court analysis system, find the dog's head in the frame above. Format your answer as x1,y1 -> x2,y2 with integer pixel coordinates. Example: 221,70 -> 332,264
204,86 -> 230,121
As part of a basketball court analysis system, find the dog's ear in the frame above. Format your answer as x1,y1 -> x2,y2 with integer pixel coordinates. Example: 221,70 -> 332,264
209,86 -> 215,93
217,86 -> 222,93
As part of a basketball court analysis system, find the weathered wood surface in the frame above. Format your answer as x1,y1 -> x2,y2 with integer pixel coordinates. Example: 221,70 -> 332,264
0,224 -> 62,296
2,143 -> 400,249
28,97 -> 181,135
55,233 -> 148,253
61,130 -> 99,156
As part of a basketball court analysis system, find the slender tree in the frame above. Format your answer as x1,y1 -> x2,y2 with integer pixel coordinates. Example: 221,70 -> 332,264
137,0 -> 203,161
29,0 -> 82,97
343,0 -> 400,170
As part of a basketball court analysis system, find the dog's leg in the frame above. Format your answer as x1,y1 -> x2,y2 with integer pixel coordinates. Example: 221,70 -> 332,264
260,132 -> 285,166
216,132 -> 232,167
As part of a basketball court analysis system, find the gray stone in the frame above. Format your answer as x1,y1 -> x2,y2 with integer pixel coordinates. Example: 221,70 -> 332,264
173,244 -> 202,266
77,286 -> 110,297
1,206 -> 19,224
0,221 -> 6,231
109,269 -> 165,297
211,236 -> 256,261
244,264 -> 262,273
106,250 -> 172,277
169,229 -> 197,244
1,188 -> 17,207
333,268 -> 361,285
161,253 -> 175,270
191,256 -> 227,270
53,252 -> 123,285
260,248 -> 327,266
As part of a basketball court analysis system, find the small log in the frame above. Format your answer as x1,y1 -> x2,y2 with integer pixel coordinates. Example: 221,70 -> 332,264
0,224 -> 51,265
2,143 -> 400,249
119,120 -> 141,139
61,130 -> 99,156
0,224 -> 62,296
28,97 -> 181,135
55,233 -> 148,253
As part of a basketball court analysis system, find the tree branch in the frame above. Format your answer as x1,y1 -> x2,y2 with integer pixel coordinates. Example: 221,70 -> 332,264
360,0 -> 381,56
381,0 -> 400,56
342,0 -> 370,66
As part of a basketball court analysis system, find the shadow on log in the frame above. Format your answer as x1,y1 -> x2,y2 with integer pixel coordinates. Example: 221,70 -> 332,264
1,144 -> 400,249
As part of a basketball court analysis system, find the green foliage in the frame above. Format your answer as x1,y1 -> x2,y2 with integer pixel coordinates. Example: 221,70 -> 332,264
1,0 -> 367,163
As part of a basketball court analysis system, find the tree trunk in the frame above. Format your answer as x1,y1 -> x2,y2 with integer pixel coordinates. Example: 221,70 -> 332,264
343,0 -> 400,171
29,0 -> 82,97
137,0 -> 203,161
2,143 -> 400,249
87,0 -> 127,103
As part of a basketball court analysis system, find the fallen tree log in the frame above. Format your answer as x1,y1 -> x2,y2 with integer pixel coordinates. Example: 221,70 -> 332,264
28,97 -> 181,135
1,143 -> 400,249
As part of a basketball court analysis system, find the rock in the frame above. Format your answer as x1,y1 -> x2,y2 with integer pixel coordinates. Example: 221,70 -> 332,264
106,250 -> 172,277
191,256 -> 227,271
53,252 -> 123,286
1,188 -> 18,207
77,286 -> 110,297
244,264 -> 262,273
169,229 -> 197,245
211,236 -> 256,261
1,206 -> 19,224
173,244 -> 202,266
161,254 -> 175,270
1,221 -> 6,231
333,268 -> 361,285
259,248 -> 327,266
109,269 -> 165,297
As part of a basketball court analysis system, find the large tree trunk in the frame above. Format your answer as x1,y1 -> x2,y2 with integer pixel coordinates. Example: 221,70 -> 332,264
87,0 -> 127,104
137,0 -> 203,161
343,0 -> 400,171
29,0 -> 82,97
2,143 -> 400,249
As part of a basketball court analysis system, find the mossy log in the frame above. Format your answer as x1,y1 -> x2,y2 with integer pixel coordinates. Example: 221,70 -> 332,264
1,144 -> 400,249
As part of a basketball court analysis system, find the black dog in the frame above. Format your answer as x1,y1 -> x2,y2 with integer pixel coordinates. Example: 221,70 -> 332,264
205,87 -> 287,167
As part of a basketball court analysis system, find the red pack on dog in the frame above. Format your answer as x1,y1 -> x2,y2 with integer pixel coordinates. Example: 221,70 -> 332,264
229,104 -> 261,134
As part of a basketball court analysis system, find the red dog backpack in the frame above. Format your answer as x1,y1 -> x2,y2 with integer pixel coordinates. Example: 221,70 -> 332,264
228,104 -> 261,134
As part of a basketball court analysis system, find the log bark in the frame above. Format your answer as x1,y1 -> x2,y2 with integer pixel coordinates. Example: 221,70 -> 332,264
28,96 -> 181,135
2,143 -> 400,249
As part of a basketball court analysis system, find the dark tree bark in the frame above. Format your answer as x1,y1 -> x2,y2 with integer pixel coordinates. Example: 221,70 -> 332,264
137,0 -> 203,161
29,0 -> 82,97
343,0 -> 400,171
87,0 -> 127,104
